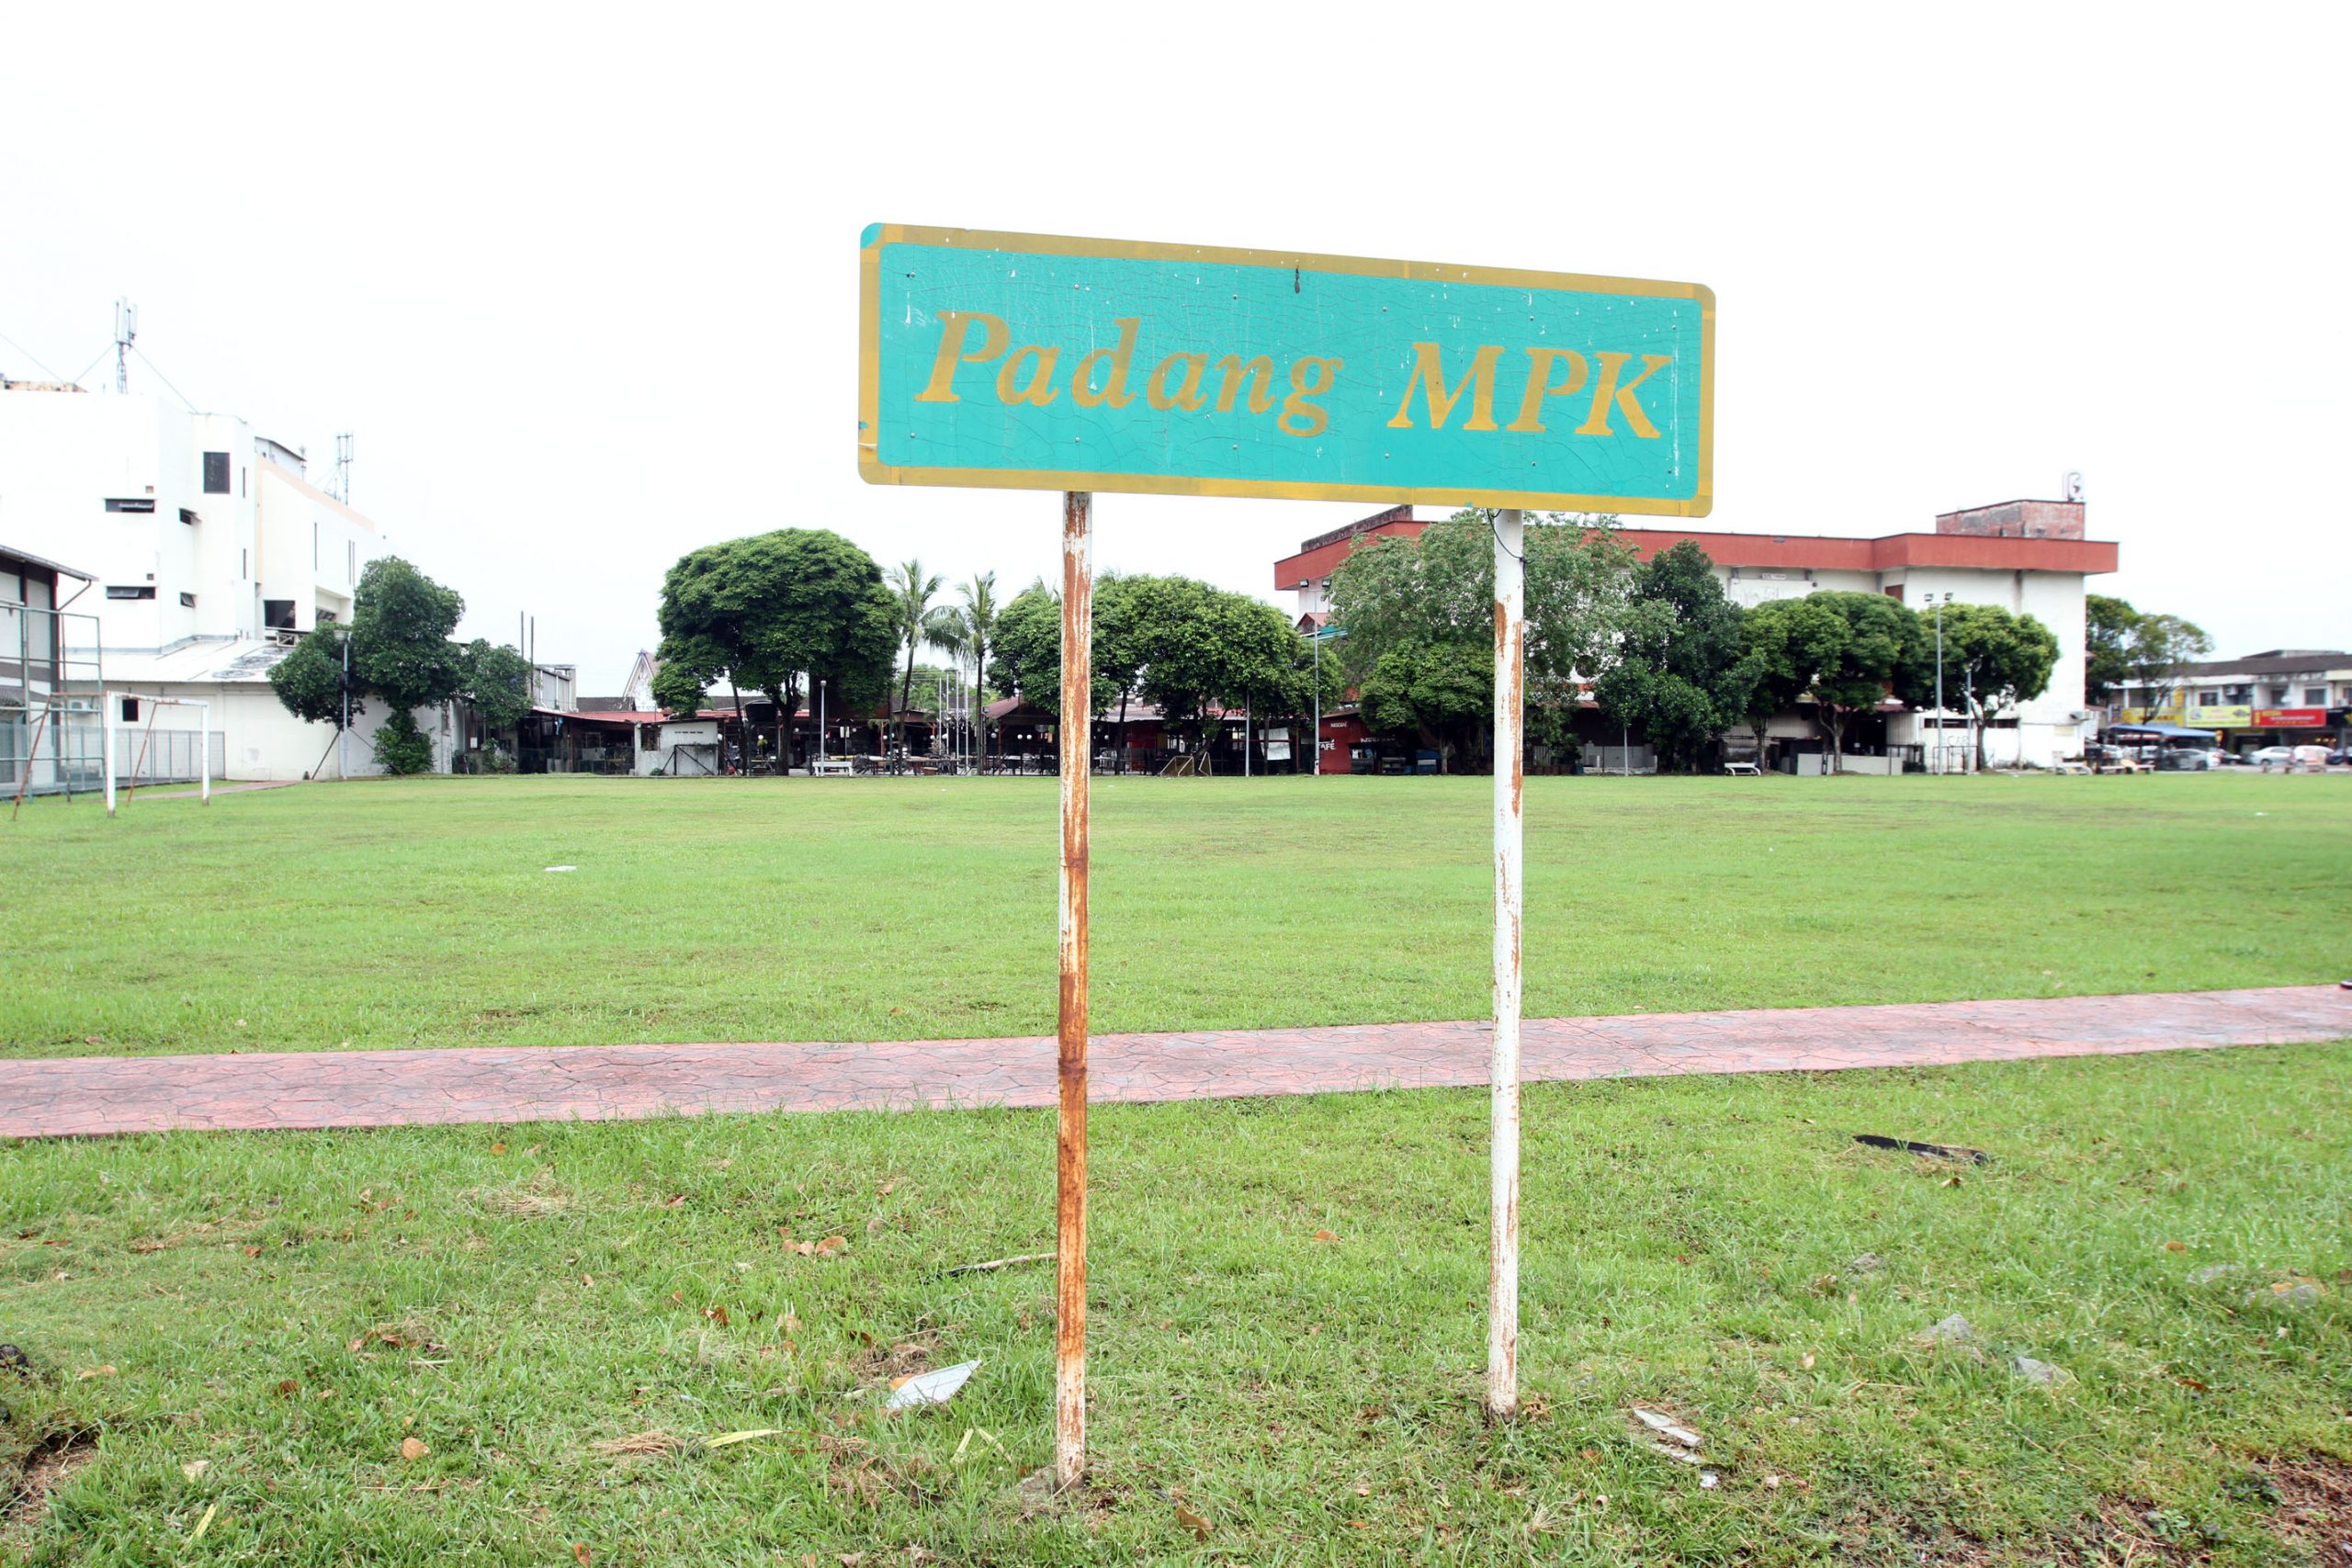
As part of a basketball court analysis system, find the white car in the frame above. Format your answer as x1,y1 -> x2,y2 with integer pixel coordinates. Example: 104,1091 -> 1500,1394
2247,745 -> 2297,770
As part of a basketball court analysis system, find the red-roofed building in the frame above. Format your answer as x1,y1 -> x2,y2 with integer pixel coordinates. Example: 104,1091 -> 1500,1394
1274,501 -> 2120,771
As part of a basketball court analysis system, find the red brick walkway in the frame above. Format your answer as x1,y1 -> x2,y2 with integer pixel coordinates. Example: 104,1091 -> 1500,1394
4,987 -> 2346,1140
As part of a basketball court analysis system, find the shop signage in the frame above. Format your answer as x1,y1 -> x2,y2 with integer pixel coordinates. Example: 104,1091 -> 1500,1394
2254,707 -> 2327,728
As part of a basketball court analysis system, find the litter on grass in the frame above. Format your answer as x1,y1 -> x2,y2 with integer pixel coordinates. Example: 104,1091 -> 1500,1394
544,865 -> 577,873
886,1359 -> 980,1410
1854,1134 -> 1989,1164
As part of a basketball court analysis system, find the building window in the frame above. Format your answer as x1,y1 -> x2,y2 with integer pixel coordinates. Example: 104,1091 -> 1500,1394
2304,687 -> 2327,706
241,548 -> 248,580
264,599 -> 297,630
179,592 -> 197,608
104,498 -> 155,513
348,541 -> 356,584
2199,690 -> 2220,705
120,697 -> 140,722
179,506 -> 200,525
106,584 -> 157,600
203,451 -> 231,493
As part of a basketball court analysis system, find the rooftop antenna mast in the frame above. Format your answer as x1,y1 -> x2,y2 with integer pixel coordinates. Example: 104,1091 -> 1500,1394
113,299 -> 137,393
332,433 -> 354,503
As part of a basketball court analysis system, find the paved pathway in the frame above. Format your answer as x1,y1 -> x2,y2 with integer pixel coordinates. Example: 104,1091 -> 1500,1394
3,987 -> 2346,1139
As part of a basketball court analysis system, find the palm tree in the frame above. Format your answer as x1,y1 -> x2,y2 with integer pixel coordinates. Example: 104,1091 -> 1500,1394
950,573 -> 999,769
888,558 -> 944,752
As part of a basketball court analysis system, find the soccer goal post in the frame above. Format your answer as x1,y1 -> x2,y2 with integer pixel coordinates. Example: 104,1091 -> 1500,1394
100,693 -> 212,814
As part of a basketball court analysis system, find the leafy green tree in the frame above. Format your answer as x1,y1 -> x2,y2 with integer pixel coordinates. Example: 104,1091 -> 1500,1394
922,572 -> 1001,765
1899,603 -> 2059,770
266,625 -> 357,731
1356,637 -> 1491,761
370,708 -> 434,774
349,557 -> 465,715
1328,511 -> 1634,763
654,530 -> 897,766
2084,594 -> 2139,706
2118,611 -> 2213,719
459,639 -> 535,741
1329,511 -> 1634,693
987,581 -> 1069,714
1589,542 -> 1747,771
888,558 -> 944,751
1740,591 -> 1918,770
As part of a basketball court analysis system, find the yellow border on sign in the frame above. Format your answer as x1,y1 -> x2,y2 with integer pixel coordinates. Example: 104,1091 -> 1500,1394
857,223 -> 1715,518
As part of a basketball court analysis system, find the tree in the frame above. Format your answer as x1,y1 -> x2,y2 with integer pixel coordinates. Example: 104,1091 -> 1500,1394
1589,542 -> 1747,771
1328,511 -> 1634,764
654,530 -> 897,767
1898,603 -> 2059,770
2118,611 -> 2212,720
349,557 -> 465,714
1740,591 -> 1919,771
924,572 -> 1001,765
1356,637 -> 1491,761
267,624 -> 357,730
988,581 -> 1068,714
888,558 -> 944,752
2084,593 -> 2139,706
989,574 -> 1333,769
459,639 -> 535,754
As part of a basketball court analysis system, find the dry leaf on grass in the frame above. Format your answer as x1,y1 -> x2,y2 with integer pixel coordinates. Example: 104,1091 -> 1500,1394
1176,1504 -> 1212,1540
572,1546 -> 593,1566
703,1428 -> 785,1450
592,1430 -> 683,1457
76,1365 -> 118,1380
814,1235 -> 849,1258
1311,1229 -> 1339,1244
399,1438 -> 430,1461
181,1459 -> 210,1480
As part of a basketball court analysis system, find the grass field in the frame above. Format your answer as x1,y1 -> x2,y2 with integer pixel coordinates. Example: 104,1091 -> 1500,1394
4,773 -> 2349,1060
3,1045 -> 2346,1564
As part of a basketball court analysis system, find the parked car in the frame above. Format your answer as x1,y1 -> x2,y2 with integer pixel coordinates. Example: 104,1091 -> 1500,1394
2247,745 -> 2297,770
2213,749 -> 2252,766
2157,746 -> 2216,771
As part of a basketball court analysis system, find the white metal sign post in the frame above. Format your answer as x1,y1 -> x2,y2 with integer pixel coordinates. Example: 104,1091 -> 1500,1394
1487,509 -> 1524,1416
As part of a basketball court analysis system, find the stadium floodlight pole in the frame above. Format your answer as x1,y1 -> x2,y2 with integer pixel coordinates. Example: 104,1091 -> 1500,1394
1488,507 -> 1525,1420
340,630 -> 352,781
1055,490 -> 1094,1490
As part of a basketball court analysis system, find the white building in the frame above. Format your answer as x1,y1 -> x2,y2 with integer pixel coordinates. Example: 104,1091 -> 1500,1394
0,383 -> 422,779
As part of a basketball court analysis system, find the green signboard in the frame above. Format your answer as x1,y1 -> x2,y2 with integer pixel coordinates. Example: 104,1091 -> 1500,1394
859,225 -> 1713,515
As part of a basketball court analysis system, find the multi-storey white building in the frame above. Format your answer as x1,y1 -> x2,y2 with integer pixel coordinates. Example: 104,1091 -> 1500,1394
0,383 -> 417,779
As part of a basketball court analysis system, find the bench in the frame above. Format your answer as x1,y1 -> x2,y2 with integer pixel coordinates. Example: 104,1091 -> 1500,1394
1723,761 -> 1762,776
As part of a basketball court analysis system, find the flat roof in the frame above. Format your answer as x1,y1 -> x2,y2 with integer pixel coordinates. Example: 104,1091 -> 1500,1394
1272,514 -> 2118,588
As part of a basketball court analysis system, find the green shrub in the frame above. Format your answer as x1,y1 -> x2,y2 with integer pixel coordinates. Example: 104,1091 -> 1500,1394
370,708 -> 434,775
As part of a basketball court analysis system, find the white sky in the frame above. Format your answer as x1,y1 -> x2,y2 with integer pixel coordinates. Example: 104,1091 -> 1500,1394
6,3 -> 2344,691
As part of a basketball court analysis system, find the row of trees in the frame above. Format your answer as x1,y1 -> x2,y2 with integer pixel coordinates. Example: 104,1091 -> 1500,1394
646,515 -> 2213,778
267,558 -> 534,774
1329,513 -> 2067,773
651,528 -> 1333,767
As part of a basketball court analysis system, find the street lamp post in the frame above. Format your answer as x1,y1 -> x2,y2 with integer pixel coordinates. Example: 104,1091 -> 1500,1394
1929,592 -> 1953,775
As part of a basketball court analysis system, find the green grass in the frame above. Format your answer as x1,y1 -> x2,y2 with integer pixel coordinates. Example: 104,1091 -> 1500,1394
3,1047 -> 2346,1563
4,773 -> 2349,1059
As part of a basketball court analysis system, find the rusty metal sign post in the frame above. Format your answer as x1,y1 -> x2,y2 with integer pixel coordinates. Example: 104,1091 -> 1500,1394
1054,490 -> 1094,1489
859,224 -> 1712,1475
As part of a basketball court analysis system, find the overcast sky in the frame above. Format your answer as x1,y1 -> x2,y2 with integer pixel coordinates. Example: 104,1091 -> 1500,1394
6,4 -> 2343,691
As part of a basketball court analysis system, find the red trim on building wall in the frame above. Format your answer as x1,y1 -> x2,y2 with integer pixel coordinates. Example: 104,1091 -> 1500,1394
1273,521 -> 2116,588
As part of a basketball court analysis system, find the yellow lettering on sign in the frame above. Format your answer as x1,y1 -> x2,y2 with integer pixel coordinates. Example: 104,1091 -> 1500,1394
1504,348 -> 1590,434
1576,352 -> 1671,438
914,311 -> 1010,404
1385,344 -> 1503,431
1145,353 -> 1209,412
1213,355 -> 1276,414
1069,318 -> 1141,410
1281,357 -> 1342,437
996,345 -> 1061,407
